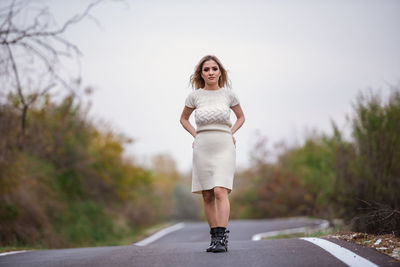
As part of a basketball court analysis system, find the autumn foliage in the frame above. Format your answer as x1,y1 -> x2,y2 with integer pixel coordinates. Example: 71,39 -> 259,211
231,87 -> 400,236
0,93 -> 198,248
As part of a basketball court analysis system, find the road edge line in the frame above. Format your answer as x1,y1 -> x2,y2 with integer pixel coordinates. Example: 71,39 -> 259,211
0,250 -> 28,257
300,237 -> 379,267
133,222 -> 185,246
251,218 -> 329,241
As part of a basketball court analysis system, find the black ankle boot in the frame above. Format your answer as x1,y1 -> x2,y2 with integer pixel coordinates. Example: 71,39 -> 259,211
211,227 -> 229,253
206,227 -> 218,252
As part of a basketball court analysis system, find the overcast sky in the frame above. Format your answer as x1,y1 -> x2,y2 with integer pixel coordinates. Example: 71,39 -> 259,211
47,0 -> 400,173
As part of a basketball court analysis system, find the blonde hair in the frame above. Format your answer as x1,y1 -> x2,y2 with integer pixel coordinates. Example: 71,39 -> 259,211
189,55 -> 231,89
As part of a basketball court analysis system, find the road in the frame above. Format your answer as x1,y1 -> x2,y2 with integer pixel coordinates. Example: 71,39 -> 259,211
1,217 -> 398,267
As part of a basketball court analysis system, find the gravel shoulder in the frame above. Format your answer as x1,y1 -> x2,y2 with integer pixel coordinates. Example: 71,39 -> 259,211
324,231 -> 400,261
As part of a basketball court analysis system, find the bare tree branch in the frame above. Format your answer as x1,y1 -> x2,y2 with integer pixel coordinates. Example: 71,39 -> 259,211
5,42 -> 24,105
0,0 -> 110,143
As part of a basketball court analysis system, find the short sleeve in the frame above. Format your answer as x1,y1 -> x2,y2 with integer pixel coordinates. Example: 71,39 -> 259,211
185,91 -> 196,108
229,90 -> 240,107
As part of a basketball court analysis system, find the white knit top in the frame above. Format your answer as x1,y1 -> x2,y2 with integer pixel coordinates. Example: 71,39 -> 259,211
185,87 -> 240,133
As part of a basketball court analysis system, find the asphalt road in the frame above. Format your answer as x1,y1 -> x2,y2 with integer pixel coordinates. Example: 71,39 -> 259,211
1,217 -> 398,267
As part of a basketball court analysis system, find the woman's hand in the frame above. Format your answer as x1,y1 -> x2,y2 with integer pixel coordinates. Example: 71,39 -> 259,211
192,135 -> 197,149
232,136 -> 236,146
180,106 -> 197,138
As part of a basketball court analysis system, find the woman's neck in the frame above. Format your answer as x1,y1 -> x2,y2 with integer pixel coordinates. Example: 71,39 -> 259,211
203,84 -> 220,90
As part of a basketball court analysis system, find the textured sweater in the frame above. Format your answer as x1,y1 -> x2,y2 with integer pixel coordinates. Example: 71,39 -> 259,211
185,87 -> 240,133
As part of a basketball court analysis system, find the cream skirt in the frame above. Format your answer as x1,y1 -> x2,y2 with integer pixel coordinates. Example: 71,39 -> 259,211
191,129 -> 236,194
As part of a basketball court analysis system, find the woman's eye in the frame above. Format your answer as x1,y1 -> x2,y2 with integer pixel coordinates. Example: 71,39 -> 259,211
212,67 -> 218,71
203,68 -> 209,71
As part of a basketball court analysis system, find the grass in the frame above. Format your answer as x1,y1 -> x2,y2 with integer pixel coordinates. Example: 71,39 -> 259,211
0,244 -> 45,253
0,221 -> 175,253
263,226 -> 343,240
124,221 -> 173,245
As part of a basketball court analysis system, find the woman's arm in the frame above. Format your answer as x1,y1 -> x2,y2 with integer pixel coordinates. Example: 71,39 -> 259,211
231,104 -> 245,135
180,106 -> 197,138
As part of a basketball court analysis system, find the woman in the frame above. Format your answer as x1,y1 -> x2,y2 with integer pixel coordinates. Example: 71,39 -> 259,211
180,55 -> 245,253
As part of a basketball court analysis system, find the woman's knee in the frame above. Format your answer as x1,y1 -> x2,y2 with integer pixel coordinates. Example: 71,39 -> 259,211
202,190 -> 215,203
213,187 -> 228,200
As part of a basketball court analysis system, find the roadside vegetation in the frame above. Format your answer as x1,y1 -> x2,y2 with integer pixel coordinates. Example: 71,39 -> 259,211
231,87 -> 400,238
0,94 -> 198,250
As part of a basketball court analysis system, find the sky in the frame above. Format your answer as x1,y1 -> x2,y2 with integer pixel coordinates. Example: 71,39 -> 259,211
46,0 -> 400,173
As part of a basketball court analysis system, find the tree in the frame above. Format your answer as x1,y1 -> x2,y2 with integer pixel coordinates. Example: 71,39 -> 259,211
0,0 -> 105,145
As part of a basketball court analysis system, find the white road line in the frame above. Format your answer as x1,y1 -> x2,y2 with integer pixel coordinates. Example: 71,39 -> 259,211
252,219 -> 329,241
300,237 -> 379,267
0,250 -> 28,257
134,222 -> 185,246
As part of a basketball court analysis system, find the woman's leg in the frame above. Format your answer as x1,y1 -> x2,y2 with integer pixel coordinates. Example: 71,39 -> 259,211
202,189 -> 218,228
213,187 -> 230,227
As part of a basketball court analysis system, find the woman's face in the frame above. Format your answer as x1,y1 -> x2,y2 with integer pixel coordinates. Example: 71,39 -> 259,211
201,60 -> 221,86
